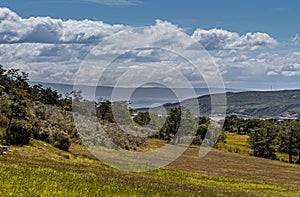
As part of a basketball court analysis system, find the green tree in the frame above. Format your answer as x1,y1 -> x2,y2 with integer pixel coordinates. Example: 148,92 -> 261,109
196,122 -> 208,141
97,100 -> 114,123
249,122 -> 278,159
223,115 -> 244,133
244,118 -> 263,134
6,88 -> 29,141
133,112 -> 151,126
6,68 -> 30,91
163,107 -> 181,142
279,120 -> 300,163
40,88 -> 60,105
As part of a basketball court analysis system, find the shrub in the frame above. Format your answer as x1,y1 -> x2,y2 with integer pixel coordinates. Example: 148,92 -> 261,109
51,131 -> 71,151
6,120 -> 31,145
192,135 -> 202,145
0,114 -> 7,128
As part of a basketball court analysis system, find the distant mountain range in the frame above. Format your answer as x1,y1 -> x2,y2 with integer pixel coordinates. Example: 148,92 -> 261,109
29,81 -> 243,108
138,89 -> 300,119
29,81 -> 300,119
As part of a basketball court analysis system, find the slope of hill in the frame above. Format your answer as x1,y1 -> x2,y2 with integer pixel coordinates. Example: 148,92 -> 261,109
1,138 -> 300,196
143,89 -> 300,119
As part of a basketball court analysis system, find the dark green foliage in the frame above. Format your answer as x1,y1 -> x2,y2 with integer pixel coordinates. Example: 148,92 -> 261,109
278,120 -> 300,163
0,65 -> 76,147
222,116 -> 300,162
155,107 -> 199,144
243,118 -> 263,134
6,120 -> 32,145
29,84 -> 63,106
39,88 -> 61,105
133,112 -> 151,126
5,88 -> 29,143
51,131 -> 71,151
63,123 -> 79,142
6,69 -> 30,91
0,113 -> 6,128
223,115 -> 245,134
157,107 -> 181,142
30,120 -> 51,143
96,100 -> 114,123
249,122 -> 278,159
197,122 -> 208,140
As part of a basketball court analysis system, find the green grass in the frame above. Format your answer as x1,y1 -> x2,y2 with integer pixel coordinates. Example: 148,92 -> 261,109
220,132 -> 251,153
220,132 -> 291,161
0,139 -> 300,196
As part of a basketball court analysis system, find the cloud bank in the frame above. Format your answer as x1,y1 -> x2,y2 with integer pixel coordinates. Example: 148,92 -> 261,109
0,7 -> 299,89
0,7 -> 126,44
0,7 -> 278,50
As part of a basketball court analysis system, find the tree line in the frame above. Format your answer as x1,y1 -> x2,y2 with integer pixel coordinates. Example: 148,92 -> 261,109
224,115 -> 300,163
96,100 -> 226,146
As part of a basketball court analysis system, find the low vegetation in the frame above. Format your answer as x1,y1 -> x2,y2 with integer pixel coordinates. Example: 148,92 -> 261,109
1,138 -> 300,196
1,65 -> 300,196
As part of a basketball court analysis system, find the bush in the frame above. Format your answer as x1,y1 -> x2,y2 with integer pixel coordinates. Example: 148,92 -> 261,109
0,114 -> 7,128
51,131 -> 71,151
6,120 -> 31,145
192,135 -> 202,145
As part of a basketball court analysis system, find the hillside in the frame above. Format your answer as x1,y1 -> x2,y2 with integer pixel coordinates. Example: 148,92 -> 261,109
1,138 -> 300,196
143,89 -> 300,119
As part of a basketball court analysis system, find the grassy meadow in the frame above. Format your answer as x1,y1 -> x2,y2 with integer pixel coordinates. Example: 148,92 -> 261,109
0,138 -> 300,196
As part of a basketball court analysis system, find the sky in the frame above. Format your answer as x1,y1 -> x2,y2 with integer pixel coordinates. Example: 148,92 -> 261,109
0,0 -> 300,90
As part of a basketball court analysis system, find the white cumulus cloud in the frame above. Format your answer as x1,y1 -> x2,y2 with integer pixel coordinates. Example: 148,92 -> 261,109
192,28 -> 278,51
1,7 -> 300,89
0,7 -> 126,44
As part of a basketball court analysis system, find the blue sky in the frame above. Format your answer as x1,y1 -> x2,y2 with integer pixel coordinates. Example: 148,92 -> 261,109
0,0 -> 299,90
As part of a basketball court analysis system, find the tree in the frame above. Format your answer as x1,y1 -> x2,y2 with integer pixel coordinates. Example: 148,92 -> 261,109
196,122 -> 208,141
244,118 -> 263,134
223,115 -> 244,133
96,100 -> 114,123
198,116 -> 210,125
6,88 -> 29,141
133,112 -> 151,126
6,68 -> 30,92
279,120 -> 300,163
249,122 -> 278,159
160,107 -> 181,142
40,88 -> 60,105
